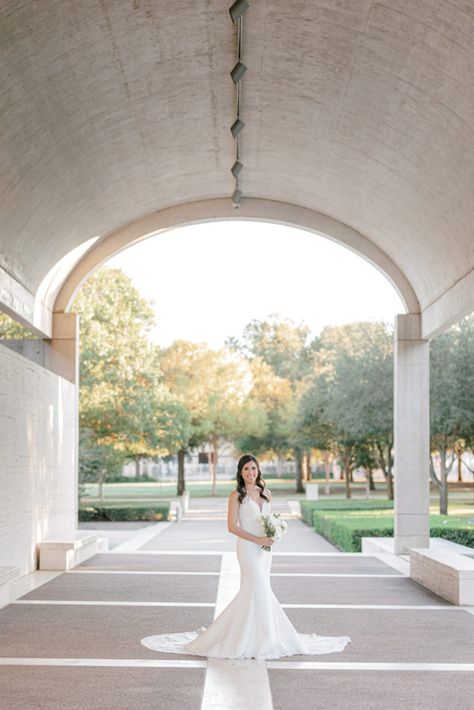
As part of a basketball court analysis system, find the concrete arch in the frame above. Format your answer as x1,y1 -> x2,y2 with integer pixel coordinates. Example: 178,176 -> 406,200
53,198 -> 419,315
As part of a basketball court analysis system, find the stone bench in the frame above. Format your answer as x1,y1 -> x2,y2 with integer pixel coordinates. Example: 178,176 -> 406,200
410,547 -> 474,605
0,566 -> 20,608
38,530 -> 109,571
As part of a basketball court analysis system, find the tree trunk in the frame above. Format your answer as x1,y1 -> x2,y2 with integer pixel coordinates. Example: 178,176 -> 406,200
376,441 -> 394,500
456,444 -> 463,482
439,476 -> 448,515
386,468 -> 394,500
177,449 -> 186,496
368,469 -> 375,491
211,434 -> 219,496
341,448 -> 352,499
306,449 -> 312,482
364,469 -> 373,498
98,471 -> 105,504
302,452 -> 307,482
344,462 -> 351,499
295,450 -> 304,493
439,446 -> 449,515
324,453 -> 331,495
135,457 -> 140,480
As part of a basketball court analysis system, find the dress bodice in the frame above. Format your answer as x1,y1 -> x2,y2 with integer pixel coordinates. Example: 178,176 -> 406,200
238,494 -> 271,535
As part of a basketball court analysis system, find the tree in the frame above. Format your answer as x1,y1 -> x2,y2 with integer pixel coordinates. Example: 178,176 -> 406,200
430,313 -> 474,514
454,315 -> 474,471
160,341 -> 254,495
228,314 -> 318,490
298,322 -> 394,499
159,340 -> 214,494
73,268 -> 187,482
79,428 -> 127,503
203,348 -> 253,495
226,312 -> 317,382
325,322 -> 394,498
0,313 -> 36,338
236,356 -> 294,460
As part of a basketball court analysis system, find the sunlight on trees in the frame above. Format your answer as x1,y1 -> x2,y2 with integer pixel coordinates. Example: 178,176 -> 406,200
3,267 -> 472,510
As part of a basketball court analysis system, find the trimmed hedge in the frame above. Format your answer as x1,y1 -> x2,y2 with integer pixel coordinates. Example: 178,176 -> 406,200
300,499 -> 394,526
428,516 -> 474,549
310,509 -> 474,552
79,503 -> 170,522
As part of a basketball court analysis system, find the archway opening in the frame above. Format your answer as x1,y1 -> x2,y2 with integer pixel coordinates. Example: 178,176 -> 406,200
73,218 -> 405,511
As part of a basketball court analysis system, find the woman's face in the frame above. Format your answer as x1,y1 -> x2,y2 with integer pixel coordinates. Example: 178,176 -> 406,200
242,460 -> 259,485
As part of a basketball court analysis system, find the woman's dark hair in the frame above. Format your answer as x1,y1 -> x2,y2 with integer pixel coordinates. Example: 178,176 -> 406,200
235,454 -> 270,504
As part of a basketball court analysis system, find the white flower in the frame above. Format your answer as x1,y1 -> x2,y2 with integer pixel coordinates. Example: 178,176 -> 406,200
260,512 -> 288,551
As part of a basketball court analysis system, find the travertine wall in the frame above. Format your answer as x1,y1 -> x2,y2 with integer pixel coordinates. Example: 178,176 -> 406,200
0,342 -> 77,576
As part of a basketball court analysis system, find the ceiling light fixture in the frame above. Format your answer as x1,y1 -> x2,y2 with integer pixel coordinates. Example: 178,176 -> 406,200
230,61 -> 247,84
229,1 -> 249,209
229,0 -> 249,23
230,118 -> 245,137
232,188 -> 242,207
231,160 -> 243,177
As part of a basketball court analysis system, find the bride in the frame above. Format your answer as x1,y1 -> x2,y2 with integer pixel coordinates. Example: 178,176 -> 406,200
141,454 -> 351,659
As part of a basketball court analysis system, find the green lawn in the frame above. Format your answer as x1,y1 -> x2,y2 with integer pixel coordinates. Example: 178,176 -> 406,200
310,508 -> 474,551
81,478 -> 303,502
81,479 -> 474,517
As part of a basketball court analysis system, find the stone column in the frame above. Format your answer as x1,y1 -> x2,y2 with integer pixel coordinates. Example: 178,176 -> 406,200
49,312 -> 80,528
394,314 -> 430,554
48,312 -> 80,384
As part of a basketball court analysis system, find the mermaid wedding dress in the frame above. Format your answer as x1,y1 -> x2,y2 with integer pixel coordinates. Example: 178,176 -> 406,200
140,495 -> 351,659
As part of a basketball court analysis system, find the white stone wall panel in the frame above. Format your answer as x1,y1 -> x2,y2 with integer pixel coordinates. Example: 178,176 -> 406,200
0,343 -> 77,575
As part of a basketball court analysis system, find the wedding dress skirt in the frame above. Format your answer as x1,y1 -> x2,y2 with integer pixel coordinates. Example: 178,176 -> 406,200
140,496 -> 351,660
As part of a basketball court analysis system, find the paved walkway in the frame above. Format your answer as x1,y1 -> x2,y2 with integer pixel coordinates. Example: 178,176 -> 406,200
1,497 -> 474,709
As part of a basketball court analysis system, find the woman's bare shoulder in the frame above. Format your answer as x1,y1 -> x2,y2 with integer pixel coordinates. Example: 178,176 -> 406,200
229,490 -> 239,501
265,487 -> 272,499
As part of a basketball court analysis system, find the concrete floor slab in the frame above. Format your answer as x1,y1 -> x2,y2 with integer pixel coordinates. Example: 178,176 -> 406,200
77,553 -> 222,572
140,520 -> 238,552
279,608 -> 474,663
78,521 -> 161,551
0,604 -> 214,659
4,497 -> 472,709
268,669 -> 474,710
0,666 -> 205,710
5,601 -> 470,665
18,572 -> 219,603
271,519 -> 339,553
140,518 -> 338,553
271,555 -> 402,575
271,575 -> 450,606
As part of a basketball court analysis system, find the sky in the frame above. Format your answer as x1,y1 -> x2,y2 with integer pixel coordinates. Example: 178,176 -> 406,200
107,221 -> 405,348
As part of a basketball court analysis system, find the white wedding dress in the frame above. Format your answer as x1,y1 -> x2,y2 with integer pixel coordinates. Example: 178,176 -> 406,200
140,495 -> 351,659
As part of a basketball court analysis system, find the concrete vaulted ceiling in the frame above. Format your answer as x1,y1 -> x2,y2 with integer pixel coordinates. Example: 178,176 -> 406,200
0,0 -> 473,338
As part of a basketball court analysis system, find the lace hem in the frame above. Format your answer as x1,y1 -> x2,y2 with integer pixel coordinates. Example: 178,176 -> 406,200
140,629 -> 352,660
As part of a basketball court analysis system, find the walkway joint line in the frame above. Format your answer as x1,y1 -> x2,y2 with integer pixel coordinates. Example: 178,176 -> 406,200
200,552 -> 274,710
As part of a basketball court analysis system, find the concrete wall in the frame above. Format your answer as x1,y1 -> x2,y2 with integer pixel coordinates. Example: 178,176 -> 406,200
0,342 -> 77,576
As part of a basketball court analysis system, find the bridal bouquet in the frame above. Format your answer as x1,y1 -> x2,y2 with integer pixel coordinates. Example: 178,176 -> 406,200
260,512 -> 288,551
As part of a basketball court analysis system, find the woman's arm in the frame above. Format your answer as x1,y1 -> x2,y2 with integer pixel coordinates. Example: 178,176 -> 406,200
227,491 -> 266,545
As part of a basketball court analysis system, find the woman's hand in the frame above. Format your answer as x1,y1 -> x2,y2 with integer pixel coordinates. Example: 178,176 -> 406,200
260,536 -> 275,547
